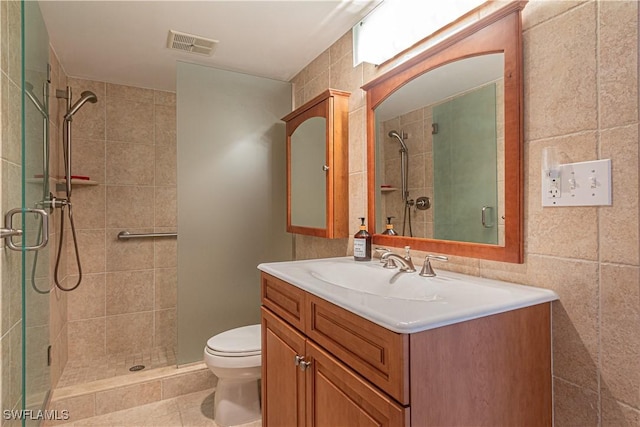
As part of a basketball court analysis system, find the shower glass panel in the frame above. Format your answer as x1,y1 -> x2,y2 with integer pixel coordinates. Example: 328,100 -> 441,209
22,0 -> 51,417
176,63 -> 293,364
433,83 -> 498,244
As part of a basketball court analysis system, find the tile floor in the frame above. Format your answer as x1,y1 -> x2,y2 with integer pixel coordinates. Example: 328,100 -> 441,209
57,347 -> 177,388
56,388 -> 261,427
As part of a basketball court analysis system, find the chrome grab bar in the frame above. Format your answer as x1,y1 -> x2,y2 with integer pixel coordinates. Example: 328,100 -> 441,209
117,231 -> 177,240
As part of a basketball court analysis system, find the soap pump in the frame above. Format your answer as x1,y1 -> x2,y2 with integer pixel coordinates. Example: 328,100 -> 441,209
353,217 -> 372,261
381,216 -> 398,236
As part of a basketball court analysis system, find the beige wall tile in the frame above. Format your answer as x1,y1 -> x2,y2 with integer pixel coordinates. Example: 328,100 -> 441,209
521,1 -> 586,31
601,397 -> 640,427
600,264 -> 640,407
161,368 -> 215,400
105,230 -> 154,272
525,135 -> 598,260
94,380 -> 161,415
154,236 -> 177,268
154,90 -> 176,106
348,172 -> 366,236
7,0 -> 20,84
154,308 -> 176,349
348,108 -> 366,174
527,255 -> 599,391
303,72 -> 330,104
553,378 -> 599,427
600,125 -> 639,265
155,144 -> 177,186
598,0 -> 638,129
306,48 -> 330,81
67,229 -> 105,275
154,186 -> 176,228
107,83 -> 154,103
47,393 -> 96,425
105,312 -> 154,354
106,142 -> 155,185
106,98 -> 154,144
105,270 -> 154,315
330,54 -> 362,97
294,234 -> 348,261
67,318 -> 106,360
106,185 -> 154,229
155,268 -> 177,309
67,273 -> 105,321
155,105 -> 176,146
523,2 -> 597,141
67,79 -> 106,141
69,185 -> 106,230
330,30 -> 352,64
71,138 -> 105,183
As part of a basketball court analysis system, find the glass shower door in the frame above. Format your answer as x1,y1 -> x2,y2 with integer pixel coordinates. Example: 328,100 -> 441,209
432,83 -> 499,245
22,0 -> 51,419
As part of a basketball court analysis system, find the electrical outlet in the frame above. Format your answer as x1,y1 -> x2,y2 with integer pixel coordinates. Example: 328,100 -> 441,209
542,159 -> 612,207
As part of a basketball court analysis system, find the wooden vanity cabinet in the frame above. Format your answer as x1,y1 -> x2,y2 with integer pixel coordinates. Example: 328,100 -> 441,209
261,272 -> 552,427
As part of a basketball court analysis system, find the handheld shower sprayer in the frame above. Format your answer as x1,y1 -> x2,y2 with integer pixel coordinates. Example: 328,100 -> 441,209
388,130 -> 413,236
52,86 -> 99,292
388,130 -> 408,152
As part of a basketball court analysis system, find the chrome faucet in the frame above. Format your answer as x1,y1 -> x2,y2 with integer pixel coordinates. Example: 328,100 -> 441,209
419,255 -> 449,277
381,246 -> 416,273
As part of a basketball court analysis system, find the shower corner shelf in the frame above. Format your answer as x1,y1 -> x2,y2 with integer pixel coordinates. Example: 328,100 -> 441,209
54,178 -> 99,192
380,187 -> 398,193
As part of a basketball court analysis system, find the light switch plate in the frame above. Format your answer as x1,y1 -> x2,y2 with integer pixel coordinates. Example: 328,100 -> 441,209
542,159 -> 612,207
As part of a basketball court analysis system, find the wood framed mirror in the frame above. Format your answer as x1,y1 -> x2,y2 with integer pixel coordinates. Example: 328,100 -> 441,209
363,2 -> 525,263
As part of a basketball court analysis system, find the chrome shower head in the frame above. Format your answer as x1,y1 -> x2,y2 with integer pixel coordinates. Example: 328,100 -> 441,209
388,130 -> 408,152
64,91 -> 97,120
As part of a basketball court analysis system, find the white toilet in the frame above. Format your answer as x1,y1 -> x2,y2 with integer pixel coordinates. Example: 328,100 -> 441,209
203,324 -> 262,427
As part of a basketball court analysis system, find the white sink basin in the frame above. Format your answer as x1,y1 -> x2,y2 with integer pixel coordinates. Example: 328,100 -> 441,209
258,257 -> 558,333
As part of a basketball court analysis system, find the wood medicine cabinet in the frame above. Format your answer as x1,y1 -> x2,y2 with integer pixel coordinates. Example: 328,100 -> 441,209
283,89 -> 350,238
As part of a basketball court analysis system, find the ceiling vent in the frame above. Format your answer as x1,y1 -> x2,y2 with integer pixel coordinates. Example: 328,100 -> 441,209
167,30 -> 218,56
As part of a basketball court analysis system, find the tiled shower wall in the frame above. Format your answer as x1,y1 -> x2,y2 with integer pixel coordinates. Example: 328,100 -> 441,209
293,1 -> 639,425
60,79 -> 177,364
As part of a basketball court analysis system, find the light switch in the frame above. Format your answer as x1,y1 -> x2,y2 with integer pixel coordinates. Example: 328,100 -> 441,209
542,159 -> 612,207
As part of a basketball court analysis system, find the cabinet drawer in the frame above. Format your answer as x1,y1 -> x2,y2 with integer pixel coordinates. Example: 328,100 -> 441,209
305,294 -> 410,405
261,273 -> 306,332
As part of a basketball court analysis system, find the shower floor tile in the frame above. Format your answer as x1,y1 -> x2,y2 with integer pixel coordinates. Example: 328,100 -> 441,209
57,347 -> 177,388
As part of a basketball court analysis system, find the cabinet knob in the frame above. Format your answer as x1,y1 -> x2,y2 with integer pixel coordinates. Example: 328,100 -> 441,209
294,354 -> 311,371
322,165 -> 330,171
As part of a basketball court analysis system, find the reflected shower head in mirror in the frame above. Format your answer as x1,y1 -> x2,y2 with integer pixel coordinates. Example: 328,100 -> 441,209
388,130 -> 408,152
64,91 -> 98,120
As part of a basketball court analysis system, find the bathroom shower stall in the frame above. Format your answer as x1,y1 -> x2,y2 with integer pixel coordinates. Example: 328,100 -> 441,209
17,2 -> 294,414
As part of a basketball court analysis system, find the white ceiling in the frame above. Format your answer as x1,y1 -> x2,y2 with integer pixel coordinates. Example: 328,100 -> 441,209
39,1 -> 381,92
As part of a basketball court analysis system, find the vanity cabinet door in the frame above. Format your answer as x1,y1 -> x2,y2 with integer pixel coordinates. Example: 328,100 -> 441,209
262,307 -> 306,427
306,341 -> 408,427
283,89 -> 350,239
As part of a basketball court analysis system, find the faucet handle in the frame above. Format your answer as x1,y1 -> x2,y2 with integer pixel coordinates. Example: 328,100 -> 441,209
403,246 -> 411,259
419,255 -> 448,277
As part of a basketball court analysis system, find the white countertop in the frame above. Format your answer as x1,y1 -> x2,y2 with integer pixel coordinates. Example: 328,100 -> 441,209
258,257 -> 558,334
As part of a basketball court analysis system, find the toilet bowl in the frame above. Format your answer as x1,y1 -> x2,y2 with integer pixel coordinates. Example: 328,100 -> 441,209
204,324 -> 262,427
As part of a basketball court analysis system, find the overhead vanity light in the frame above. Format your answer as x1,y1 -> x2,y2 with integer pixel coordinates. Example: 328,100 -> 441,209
166,29 -> 218,56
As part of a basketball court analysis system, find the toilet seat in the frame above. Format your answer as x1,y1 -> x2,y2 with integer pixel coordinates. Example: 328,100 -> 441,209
206,324 -> 261,357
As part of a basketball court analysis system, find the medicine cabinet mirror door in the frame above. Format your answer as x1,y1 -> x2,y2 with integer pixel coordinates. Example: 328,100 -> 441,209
363,2 -> 525,263
284,89 -> 349,239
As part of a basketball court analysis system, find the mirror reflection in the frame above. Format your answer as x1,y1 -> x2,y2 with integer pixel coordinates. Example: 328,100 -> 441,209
291,116 -> 327,228
374,53 -> 505,245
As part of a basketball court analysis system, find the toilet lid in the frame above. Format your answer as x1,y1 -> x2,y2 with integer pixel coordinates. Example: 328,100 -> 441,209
206,324 -> 261,356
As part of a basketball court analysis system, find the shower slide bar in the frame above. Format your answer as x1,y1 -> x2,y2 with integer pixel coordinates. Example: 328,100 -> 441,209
117,231 -> 177,240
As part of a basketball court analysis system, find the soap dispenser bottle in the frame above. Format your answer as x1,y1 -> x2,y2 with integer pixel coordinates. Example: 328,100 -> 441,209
353,217 -> 372,261
381,216 -> 398,236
